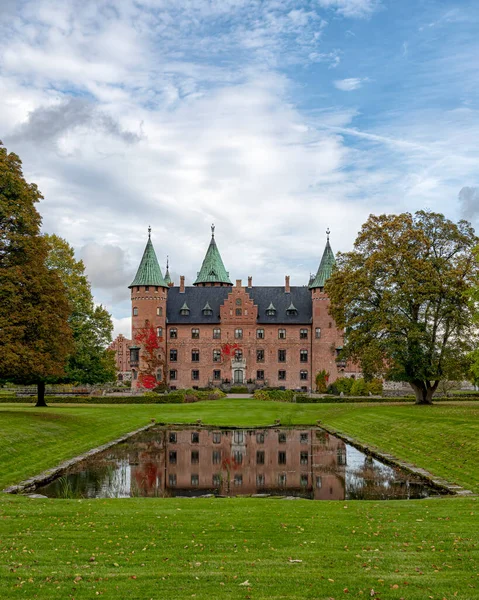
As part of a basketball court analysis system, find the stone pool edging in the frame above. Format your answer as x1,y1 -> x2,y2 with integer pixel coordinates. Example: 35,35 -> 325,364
2,420 -> 474,498
315,422 -> 474,497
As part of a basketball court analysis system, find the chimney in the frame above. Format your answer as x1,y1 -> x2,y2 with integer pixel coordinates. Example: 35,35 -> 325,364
285,275 -> 290,293
180,275 -> 185,293
247,276 -> 252,288
236,279 -> 242,288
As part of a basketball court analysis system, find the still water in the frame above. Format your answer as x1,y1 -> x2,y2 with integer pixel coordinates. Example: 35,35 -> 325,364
37,427 -> 439,500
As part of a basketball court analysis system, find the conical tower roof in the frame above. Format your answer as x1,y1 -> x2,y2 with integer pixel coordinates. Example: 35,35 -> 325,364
164,256 -> 172,285
194,224 -> 232,286
129,228 -> 168,288
309,229 -> 336,289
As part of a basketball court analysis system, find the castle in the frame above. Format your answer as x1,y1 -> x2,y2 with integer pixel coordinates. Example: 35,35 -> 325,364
111,226 -> 359,390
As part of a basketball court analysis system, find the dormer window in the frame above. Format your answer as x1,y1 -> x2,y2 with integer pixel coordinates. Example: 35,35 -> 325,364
286,301 -> 298,316
202,302 -> 213,316
180,302 -> 190,316
266,302 -> 276,316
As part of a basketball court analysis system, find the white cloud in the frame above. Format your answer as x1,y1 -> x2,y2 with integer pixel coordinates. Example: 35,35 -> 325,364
334,77 -> 368,91
316,0 -> 380,18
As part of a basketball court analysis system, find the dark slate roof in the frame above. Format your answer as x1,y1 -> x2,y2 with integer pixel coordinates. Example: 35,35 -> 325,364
167,287 -> 231,324
248,287 -> 312,324
166,286 -> 312,324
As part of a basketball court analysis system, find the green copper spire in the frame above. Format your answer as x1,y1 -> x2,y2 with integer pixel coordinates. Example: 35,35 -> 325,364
309,229 -> 336,289
164,256 -> 172,285
129,227 -> 168,288
194,224 -> 232,286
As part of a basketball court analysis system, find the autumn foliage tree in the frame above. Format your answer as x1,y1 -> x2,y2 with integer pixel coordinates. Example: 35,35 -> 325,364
0,143 -> 73,406
327,211 -> 479,404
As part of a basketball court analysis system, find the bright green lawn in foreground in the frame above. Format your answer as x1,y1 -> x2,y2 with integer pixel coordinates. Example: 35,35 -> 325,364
1,494 -> 477,600
0,401 -> 478,599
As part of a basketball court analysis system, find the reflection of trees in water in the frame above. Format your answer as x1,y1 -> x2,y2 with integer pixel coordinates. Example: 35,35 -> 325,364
346,457 -> 429,500
44,459 -> 125,498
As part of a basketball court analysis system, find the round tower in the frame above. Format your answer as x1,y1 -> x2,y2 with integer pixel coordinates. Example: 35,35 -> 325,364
129,227 -> 169,389
310,230 -> 344,386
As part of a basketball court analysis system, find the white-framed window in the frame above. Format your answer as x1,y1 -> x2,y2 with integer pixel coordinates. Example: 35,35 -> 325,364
235,328 -> 243,339
278,328 -> 286,339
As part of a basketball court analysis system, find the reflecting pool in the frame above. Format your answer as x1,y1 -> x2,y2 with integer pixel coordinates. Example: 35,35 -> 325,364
36,427 -> 439,500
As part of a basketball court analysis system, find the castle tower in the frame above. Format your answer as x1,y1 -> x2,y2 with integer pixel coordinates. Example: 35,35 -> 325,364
310,230 -> 344,387
129,227 -> 168,389
193,224 -> 233,287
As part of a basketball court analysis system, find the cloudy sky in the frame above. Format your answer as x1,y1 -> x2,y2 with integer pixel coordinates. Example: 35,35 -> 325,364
1,0 -> 479,338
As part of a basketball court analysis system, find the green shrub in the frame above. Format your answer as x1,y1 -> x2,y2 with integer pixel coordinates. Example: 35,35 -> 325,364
328,377 -> 354,395
367,378 -> 383,395
350,378 -> 368,396
153,382 -> 168,393
229,386 -> 249,394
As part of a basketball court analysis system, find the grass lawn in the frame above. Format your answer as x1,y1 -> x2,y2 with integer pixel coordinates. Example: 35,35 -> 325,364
0,400 -> 478,599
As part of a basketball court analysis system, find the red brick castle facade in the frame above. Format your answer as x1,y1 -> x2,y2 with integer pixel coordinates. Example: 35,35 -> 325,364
126,226 -> 359,391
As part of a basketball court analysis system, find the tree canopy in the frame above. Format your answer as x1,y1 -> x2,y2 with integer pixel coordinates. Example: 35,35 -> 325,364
327,210 -> 479,404
0,143 -> 73,405
44,234 -> 116,386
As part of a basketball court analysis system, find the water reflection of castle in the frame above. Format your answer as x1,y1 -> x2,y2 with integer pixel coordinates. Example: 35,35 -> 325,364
130,428 -> 347,500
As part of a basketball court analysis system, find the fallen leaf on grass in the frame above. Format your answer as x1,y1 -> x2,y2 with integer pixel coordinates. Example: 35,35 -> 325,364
288,559 -> 302,563
239,580 -> 250,586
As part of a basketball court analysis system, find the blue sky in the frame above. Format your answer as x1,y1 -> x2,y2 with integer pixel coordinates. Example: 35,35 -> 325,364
1,0 -> 478,337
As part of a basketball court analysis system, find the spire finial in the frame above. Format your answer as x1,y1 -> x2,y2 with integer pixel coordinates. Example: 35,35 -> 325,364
166,255 -> 169,269
211,223 -> 215,237
326,227 -> 330,241
148,225 -> 151,239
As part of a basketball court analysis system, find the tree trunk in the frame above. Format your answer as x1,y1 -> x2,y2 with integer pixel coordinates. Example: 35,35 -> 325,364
410,381 -> 437,405
35,381 -> 47,407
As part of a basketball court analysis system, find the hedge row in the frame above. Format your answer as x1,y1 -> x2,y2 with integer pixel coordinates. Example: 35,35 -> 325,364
0,395 -> 183,404
0,387 -> 227,404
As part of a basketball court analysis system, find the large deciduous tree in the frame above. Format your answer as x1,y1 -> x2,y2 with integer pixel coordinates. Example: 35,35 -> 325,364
327,211 -> 479,404
44,234 -> 116,386
0,143 -> 73,406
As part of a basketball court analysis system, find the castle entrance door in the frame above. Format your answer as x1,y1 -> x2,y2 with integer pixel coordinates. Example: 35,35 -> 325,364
234,369 -> 244,384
